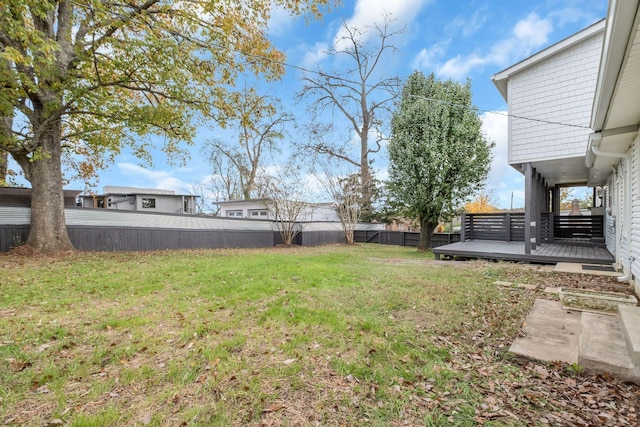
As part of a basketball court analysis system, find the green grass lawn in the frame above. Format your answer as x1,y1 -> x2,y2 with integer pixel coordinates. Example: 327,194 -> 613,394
0,244 -> 637,426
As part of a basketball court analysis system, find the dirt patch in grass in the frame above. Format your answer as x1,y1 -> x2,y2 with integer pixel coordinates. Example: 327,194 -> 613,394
367,257 -> 491,268
501,267 -> 636,295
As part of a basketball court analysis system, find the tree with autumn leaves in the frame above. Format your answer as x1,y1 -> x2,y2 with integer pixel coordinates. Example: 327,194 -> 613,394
464,190 -> 500,213
0,0 -> 335,253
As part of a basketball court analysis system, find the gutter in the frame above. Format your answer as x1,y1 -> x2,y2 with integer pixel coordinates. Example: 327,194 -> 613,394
589,132 -> 632,282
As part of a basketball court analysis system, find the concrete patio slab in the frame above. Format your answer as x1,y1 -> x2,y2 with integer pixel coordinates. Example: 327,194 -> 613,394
579,312 -> 635,380
511,299 -> 640,384
510,299 -> 581,364
554,262 -> 621,277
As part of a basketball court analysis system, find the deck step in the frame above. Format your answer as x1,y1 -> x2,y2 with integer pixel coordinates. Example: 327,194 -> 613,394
619,305 -> 640,367
578,312 -> 639,384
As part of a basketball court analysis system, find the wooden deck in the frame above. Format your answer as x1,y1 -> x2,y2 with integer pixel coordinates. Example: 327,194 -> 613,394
433,240 -> 614,265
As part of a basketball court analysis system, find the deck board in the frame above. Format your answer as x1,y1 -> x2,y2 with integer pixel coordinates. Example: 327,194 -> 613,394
432,240 -> 614,264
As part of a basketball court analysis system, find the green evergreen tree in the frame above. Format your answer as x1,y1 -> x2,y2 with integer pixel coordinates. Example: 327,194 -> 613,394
388,71 -> 494,250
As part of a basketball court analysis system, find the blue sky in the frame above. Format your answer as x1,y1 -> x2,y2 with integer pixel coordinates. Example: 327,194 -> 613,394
15,0 -> 608,209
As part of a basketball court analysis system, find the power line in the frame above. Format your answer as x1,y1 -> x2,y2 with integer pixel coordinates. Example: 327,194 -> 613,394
406,95 -> 592,129
242,51 -> 593,130
59,5 -> 595,132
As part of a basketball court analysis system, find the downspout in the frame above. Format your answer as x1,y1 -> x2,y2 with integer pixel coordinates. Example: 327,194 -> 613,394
590,139 -> 632,282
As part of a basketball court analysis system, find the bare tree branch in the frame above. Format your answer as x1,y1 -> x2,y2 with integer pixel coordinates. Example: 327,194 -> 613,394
297,14 -> 402,214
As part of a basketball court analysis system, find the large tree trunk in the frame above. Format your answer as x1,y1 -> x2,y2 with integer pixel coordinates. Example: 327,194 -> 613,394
418,218 -> 437,252
25,122 -> 74,253
360,152 -> 373,221
0,151 -> 7,185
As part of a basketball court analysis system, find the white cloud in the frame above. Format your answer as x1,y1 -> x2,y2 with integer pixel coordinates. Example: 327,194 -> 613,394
480,111 -> 525,209
447,9 -> 488,38
437,54 -> 486,81
301,42 -> 330,69
437,12 -> 554,80
268,6 -> 295,36
412,40 -> 450,70
481,111 -> 508,177
547,7 -> 599,28
333,0 -> 433,49
303,172 -> 328,201
257,164 -> 284,178
512,12 -> 553,47
117,163 -> 189,193
374,166 -> 389,182
348,127 -> 388,149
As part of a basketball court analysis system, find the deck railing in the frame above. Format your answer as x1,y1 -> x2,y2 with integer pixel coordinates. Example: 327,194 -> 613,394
553,215 -> 604,240
462,213 -> 524,242
462,213 -> 604,243
353,230 -> 461,247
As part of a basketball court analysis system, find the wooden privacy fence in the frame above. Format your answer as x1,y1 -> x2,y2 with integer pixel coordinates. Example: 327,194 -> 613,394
0,205 -> 463,252
462,213 -> 604,242
0,226 -> 460,252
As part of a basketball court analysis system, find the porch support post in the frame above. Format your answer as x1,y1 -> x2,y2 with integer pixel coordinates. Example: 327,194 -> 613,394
552,187 -> 560,214
461,213 -> 466,241
524,162 -> 533,255
536,175 -> 543,245
544,181 -> 548,242
532,170 -> 539,250
545,183 -> 551,213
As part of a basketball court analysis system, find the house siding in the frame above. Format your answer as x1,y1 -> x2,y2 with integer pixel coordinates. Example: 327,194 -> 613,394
605,184 -> 616,256
631,135 -> 640,286
508,32 -> 603,165
134,194 -> 184,213
617,159 -> 627,268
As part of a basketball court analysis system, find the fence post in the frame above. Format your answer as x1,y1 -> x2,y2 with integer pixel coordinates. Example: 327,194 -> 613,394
548,214 -> 555,243
461,213 -> 467,241
468,214 -> 474,241
505,213 -> 511,241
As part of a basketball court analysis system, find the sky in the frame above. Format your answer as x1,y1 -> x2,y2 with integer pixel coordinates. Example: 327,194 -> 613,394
12,0 -> 608,210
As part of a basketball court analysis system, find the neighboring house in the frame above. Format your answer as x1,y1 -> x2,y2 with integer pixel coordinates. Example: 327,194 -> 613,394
216,199 -> 341,222
79,186 -> 198,215
0,187 -> 80,206
492,0 -> 640,291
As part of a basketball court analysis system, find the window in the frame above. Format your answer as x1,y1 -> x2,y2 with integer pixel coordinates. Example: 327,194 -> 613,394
142,198 -> 156,208
226,210 -> 243,218
249,209 -> 268,219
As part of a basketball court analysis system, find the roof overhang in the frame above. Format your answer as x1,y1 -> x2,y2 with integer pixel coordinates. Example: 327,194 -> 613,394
215,198 -> 271,206
511,156 -> 589,187
492,20 -> 606,102
587,0 -> 640,186
0,187 -> 82,197
587,126 -> 639,185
